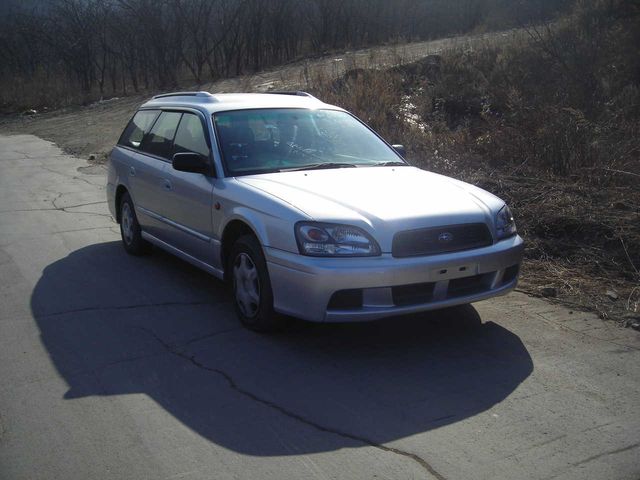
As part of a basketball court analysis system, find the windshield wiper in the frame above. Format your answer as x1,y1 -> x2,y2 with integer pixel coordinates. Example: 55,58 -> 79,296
281,162 -> 359,172
372,161 -> 408,167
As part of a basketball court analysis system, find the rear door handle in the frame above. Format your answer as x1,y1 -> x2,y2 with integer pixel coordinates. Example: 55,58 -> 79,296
163,179 -> 172,191
129,166 -> 136,176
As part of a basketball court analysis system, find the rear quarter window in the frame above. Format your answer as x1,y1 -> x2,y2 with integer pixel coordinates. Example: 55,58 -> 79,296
118,110 -> 159,149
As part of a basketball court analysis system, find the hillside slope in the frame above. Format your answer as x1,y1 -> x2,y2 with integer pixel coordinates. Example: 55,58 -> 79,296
0,28 -> 525,160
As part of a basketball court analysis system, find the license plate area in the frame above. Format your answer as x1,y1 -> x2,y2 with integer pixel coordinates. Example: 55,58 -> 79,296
431,263 -> 479,281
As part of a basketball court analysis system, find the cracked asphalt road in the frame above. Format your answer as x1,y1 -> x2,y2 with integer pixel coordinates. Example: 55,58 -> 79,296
0,134 -> 639,480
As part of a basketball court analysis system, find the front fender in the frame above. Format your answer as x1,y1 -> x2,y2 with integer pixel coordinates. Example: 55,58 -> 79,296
221,206 -> 300,253
216,178 -> 310,253
222,208 -> 269,246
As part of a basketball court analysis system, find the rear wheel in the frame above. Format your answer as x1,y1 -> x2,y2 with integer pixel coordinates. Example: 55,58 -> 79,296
230,235 -> 283,332
119,192 -> 151,255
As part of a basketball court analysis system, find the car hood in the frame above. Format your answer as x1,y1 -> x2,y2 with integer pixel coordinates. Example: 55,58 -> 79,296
237,166 -> 504,247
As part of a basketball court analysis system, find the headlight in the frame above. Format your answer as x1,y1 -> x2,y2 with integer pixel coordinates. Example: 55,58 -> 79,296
295,222 -> 381,257
496,204 -> 517,239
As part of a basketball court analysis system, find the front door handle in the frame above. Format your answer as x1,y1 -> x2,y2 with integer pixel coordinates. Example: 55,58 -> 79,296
163,179 -> 172,191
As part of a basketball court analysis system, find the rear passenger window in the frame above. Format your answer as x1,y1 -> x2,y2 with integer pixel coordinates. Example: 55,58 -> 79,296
141,111 -> 182,159
118,110 -> 159,149
173,113 -> 210,157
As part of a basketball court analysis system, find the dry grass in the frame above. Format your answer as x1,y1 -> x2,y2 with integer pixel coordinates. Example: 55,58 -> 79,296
475,173 -> 640,321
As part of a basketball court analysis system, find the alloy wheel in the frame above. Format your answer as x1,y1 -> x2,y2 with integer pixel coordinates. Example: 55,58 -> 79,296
233,252 -> 261,317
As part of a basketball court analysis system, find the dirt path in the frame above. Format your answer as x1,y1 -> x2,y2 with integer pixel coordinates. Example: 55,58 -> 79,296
0,28 -> 524,161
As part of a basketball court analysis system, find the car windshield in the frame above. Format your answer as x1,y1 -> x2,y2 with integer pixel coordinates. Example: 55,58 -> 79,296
213,108 -> 405,176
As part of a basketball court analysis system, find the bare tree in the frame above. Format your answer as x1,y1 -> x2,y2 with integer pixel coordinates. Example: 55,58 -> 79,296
0,0 -> 575,110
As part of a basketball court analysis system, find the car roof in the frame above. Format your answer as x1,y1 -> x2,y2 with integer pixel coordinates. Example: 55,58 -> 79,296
140,91 -> 343,114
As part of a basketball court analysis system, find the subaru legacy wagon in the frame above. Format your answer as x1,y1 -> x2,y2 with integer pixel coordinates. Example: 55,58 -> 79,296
106,91 -> 524,331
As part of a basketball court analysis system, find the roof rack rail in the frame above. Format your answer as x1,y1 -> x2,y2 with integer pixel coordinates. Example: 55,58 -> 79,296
264,91 -> 318,99
152,91 -> 214,99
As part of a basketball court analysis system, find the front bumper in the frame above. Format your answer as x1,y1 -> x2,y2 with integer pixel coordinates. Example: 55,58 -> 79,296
265,235 -> 524,322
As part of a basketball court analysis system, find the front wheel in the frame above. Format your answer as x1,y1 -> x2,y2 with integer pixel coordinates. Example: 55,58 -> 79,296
230,235 -> 283,332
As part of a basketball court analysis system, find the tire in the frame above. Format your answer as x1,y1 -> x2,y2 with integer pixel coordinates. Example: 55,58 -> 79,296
119,192 -> 151,256
229,235 -> 283,332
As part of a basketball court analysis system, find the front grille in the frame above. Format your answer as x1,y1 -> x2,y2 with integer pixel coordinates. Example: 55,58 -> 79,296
392,223 -> 493,258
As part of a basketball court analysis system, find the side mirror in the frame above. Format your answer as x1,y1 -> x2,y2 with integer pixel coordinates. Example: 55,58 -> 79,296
392,144 -> 406,158
172,152 -> 209,174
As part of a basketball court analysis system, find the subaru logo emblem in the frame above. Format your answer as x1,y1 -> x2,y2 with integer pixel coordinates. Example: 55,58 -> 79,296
438,232 -> 454,243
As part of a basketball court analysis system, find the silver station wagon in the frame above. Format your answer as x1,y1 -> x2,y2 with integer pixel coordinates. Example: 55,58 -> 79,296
107,91 -> 524,331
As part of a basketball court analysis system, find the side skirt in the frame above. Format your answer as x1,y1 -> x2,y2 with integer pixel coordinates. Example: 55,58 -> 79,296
141,231 -> 225,280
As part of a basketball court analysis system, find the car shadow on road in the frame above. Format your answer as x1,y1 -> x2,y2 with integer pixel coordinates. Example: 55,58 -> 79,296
30,241 -> 533,456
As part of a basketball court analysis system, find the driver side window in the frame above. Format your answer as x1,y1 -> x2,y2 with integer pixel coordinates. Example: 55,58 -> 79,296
173,113 -> 210,157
